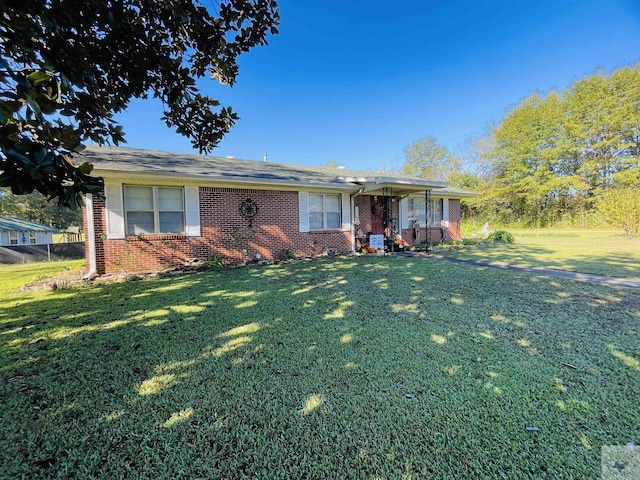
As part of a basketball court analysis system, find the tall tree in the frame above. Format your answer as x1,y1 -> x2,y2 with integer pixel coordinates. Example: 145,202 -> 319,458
0,0 -> 279,207
563,65 -> 640,191
454,128 -> 496,180
490,91 -> 586,224
402,136 -> 460,181
484,63 -> 640,226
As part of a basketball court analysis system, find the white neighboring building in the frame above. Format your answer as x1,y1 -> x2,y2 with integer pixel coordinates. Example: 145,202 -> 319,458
0,216 -> 59,246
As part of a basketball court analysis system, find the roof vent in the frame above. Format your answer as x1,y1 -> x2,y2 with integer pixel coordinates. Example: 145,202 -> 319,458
226,155 -> 235,159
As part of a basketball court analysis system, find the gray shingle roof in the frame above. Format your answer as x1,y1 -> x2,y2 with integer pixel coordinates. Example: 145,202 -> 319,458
0,216 -> 59,232
80,146 -> 478,196
81,146 -> 354,188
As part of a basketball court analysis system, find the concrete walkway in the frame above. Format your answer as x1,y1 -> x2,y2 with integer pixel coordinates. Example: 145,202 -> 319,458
395,251 -> 640,289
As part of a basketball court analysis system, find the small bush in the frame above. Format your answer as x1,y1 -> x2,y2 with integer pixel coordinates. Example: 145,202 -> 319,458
207,253 -> 227,268
596,187 -> 640,237
486,230 -> 515,243
281,248 -> 295,260
462,237 -> 481,246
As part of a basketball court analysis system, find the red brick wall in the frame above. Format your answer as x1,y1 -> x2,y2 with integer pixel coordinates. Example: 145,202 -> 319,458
87,187 -> 352,274
400,226 -> 444,244
447,199 -> 461,241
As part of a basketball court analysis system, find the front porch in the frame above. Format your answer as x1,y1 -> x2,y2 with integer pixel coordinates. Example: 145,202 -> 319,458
352,186 -> 451,254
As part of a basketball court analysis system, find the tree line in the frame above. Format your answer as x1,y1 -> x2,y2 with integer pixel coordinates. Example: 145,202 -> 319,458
0,187 -> 82,228
402,64 -> 640,236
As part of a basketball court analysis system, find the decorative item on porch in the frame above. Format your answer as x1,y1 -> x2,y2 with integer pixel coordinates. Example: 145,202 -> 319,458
239,198 -> 259,227
371,203 -> 383,217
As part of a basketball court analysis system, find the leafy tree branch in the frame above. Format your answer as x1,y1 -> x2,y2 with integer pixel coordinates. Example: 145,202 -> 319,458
0,0 -> 279,207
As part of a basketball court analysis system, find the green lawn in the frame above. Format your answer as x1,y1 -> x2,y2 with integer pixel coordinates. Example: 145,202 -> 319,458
1,258 -> 639,479
448,229 -> 640,279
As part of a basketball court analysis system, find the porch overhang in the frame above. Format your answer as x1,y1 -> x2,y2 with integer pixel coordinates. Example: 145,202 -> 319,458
342,176 -> 449,196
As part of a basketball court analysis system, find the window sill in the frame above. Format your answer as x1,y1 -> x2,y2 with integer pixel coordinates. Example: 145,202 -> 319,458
308,229 -> 345,234
125,234 -> 187,241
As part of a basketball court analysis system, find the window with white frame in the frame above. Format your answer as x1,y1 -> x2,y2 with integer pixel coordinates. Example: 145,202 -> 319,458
29,231 -> 36,244
432,198 -> 443,224
308,193 -> 341,230
124,186 -> 185,235
407,197 -> 426,226
407,197 -> 443,226
9,231 -> 17,245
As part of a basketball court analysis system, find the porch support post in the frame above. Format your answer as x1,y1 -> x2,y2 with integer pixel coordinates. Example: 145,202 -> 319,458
425,190 -> 432,252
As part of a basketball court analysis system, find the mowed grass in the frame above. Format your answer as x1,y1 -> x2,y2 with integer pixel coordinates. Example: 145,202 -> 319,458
1,257 -> 639,479
0,259 -> 85,292
446,229 -> 640,279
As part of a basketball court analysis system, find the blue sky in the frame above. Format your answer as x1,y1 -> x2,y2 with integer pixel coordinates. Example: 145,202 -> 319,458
114,0 -> 640,171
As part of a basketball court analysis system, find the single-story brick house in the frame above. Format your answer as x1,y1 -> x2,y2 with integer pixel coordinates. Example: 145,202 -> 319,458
81,146 -> 477,275
0,216 -> 59,246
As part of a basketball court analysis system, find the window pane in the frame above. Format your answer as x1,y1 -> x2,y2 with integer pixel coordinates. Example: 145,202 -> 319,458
125,186 -> 153,210
309,194 -> 323,212
325,194 -> 340,212
431,198 -> 443,222
158,187 -> 183,211
127,212 -> 155,235
29,232 -> 36,244
326,212 -> 341,229
309,212 -> 324,230
9,232 -> 17,245
159,212 -> 184,233
411,198 -> 425,225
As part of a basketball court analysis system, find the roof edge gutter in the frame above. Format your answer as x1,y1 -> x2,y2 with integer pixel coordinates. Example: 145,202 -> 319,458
92,169 -> 362,193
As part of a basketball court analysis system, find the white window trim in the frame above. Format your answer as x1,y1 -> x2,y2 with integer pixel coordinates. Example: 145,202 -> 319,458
184,187 -> 200,237
298,192 -> 309,233
308,193 -> 342,231
299,192 -> 346,232
124,185 -> 186,236
105,182 -> 125,239
106,183 -> 200,239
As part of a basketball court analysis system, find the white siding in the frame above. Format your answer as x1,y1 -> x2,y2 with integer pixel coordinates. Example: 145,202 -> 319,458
35,232 -> 53,244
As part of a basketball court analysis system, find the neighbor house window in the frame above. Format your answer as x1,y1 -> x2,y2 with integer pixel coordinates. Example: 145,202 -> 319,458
309,193 -> 341,230
9,232 -> 17,245
124,186 -> 185,235
29,232 -> 36,244
407,197 -> 443,226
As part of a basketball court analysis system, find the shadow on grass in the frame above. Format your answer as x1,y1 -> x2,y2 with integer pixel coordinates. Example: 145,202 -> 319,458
1,257 -> 639,478
440,243 -> 640,279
